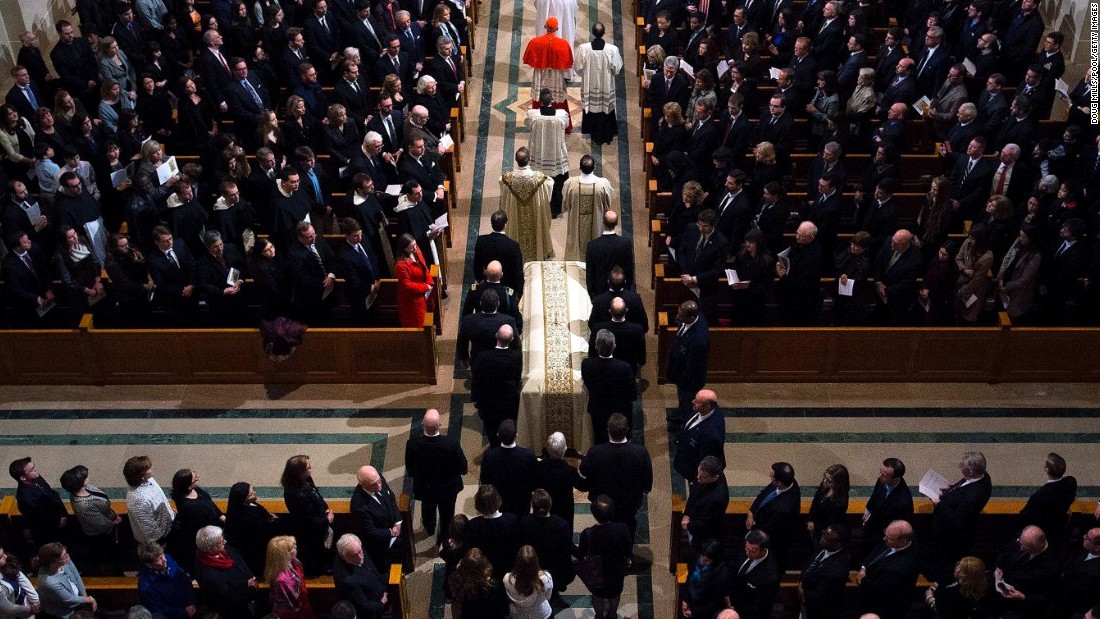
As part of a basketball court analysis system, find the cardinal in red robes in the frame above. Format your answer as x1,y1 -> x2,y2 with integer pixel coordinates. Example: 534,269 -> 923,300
523,17 -> 574,132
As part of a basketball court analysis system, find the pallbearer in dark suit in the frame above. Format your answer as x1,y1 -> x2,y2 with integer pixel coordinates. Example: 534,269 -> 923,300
472,210 -> 525,299
350,465 -> 402,574
404,409 -> 467,546
581,329 -> 636,445
470,324 -> 522,447
585,210 -> 634,298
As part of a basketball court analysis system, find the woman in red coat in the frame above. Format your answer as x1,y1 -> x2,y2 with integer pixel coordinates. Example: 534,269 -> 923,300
394,233 -> 435,327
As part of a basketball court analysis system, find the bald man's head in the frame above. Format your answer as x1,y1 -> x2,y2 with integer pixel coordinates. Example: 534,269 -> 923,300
610,297 -> 627,319
884,520 -> 913,548
496,324 -> 514,346
717,610 -> 741,619
603,210 -> 619,230
422,409 -> 441,434
485,260 -> 503,282
357,465 -> 380,489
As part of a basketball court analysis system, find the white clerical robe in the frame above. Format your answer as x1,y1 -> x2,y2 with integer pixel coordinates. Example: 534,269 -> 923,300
574,42 -> 623,114
562,173 -> 616,261
500,168 -> 555,261
525,109 -> 570,176
535,0 -> 579,47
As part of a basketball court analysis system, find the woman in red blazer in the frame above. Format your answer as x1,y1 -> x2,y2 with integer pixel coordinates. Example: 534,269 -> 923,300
394,233 -> 435,327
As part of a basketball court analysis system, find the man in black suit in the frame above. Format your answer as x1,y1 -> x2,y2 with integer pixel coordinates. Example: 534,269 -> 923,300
110,5 -> 144,64
480,419 -> 536,515
872,103 -> 908,153
582,329 -> 636,445
147,225 -> 199,324
1040,218 -> 1090,324
724,7 -> 751,61
585,210 -> 634,298
270,167 -> 312,250
375,34 -> 415,88
753,182 -> 788,255
295,148 -> 334,229
837,35 -> 868,96
862,457 -> 914,556
728,529 -> 781,619
929,451 -> 993,582
756,95 -> 795,172
589,267 -> 648,334
789,37 -> 820,106
801,173 -> 843,261
334,218 -> 380,325
195,230 -> 247,325
366,96 -> 405,155
810,2 -> 845,71
404,408 -> 467,545
858,519 -> 920,619
472,210 -> 524,297
805,142 -> 847,201
304,0 -> 342,84
672,389 -> 725,481
677,209 -> 731,319
685,100 -> 721,179
666,300 -> 710,430
457,288 -> 517,365
589,297 -> 645,375
950,136 -> 996,219
1014,64 -> 1055,121
5,66 -> 45,121
682,455 -> 729,552
860,179 -> 900,260
470,324 -> 522,447
912,26 -> 950,98
1000,0 -> 1044,82
462,260 -> 520,327
873,28 -> 905,93
777,221 -> 825,325
286,222 -> 337,326
578,413 -> 653,542
800,524 -> 852,619
2,232 -> 56,326
713,169 -> 753,251
332,534 -> 388,619
994,97 -> 1037,154
425,37 -> 465,107
645,57 -> 690,134
49,21 -> 99,107
995,525 -> 1058,619
333,61 -> 375,126
718,93 -> 752,165
349,132 -> 399,194
280,28 -> 311,88
350,465 -> 402,574
2,181 -> 52,257
747,462 -> 802,570
1020,455 -> 1078,548
16,32 -> 56,102
1051,529 -> 1100,619
872,229 -> 922,325
197,30 -> 233,112
224,58 -> 271,145
944,102 -> 982,156
877,58 -> 917,118
345,2 -> 385,60
396,137 -> 446,211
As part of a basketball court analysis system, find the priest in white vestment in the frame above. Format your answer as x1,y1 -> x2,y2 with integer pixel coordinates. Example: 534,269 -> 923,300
574,22 -> 623,144
535,0 -> 579,57
562,154 -> 616,261
526,88 -> 571,218
499,147 -> 554,261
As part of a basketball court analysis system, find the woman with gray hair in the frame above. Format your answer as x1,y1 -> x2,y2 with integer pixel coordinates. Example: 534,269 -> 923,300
846,67 -> 877,146
411,74 -> 449,138
192,525 -> 259,618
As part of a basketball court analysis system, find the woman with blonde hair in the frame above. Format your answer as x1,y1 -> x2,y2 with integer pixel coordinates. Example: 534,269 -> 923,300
503,545 -> 553,619
924,556 -> 994,619
381,74 -> 408,112
283,95 -> 318,153
265,536 -> 313,618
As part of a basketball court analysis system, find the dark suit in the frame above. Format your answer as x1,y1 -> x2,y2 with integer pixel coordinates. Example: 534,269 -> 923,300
646,72 -> 691,133
303,13 -> 341,82
748,482 -> 802,568
286,239 -> 337,325
197,48 -> 234,106
673,409 -> 725,480
837,51 -> 868,95
753,200 -> 787,255
465,513 -> 520,577
333,78 -> 376,124
801,547 -> 852,619
931,475 -> 993,574
878,76 -> 917,117
873,241 -> 922,325
1,246 -> 54,324
713,190 -> 753,251
195,244 -> 247,322
777,240 -> 824,325
666,316 -> 710,425
581,355 -> 636,444
425,54 -> 465,106
718,111 -> 753,162
755,113 -> 795,171
811,19 -> 845,71
861,198 -> 899,255
280,46 -> 311,87
863,478 -> 914,548
349,479 -> 401,574
472,231 -> 524,297
578,439 -> 653,540
1019,476 -> 1077,547
456,311 -> 516,363
946,120 -> 982,155
480,445 -> 536,516
1001,10 -> 1044,79
589,287 -> 648,334
950,156 -> 996,219
366,110 -> 405,154
345,16 -> 385,59
585,233 -> 635,297
5,83 -> 44,121
518,514 -> 575,590
994,115 -> 1036,154
332,557 -> 386,619
334,241 -> 379,324
1052,549 -> 1100,619
728,552 -> 781,619
530,458 -> 582,531
470,346 -> 522,445
874,46 -> 905,93
912,46 -> 950,98
374,51 -> 415,90
147,244 -> 198,320
396,153 -> 445,209
677,227 -> 731,295
684,473 -> 729,551
859,543 -> 921,619
685,118 -> 721,178
224,74 -> 271,137
396,22 -> 425,63
802,192 -> 842,260
590,319 -> 646,373
50,38 -> 99,101
405,430 -> 467,544
975,91 -> 1009,139
996,540 -> 1058,619
462,280 -> 519,324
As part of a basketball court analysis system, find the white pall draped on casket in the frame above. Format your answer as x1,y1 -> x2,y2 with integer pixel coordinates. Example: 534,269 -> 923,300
517,261 -> 594,450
